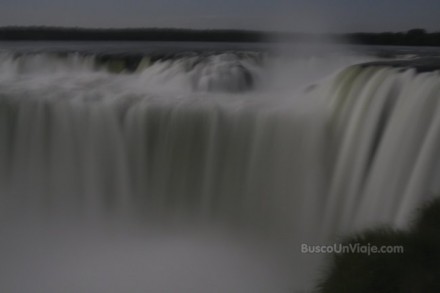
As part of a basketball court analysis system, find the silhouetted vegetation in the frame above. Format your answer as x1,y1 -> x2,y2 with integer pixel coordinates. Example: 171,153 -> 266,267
347,28 -> 440,47
0,27 -> 265,42
0,27 -> 439,46
318,197 -> 440,293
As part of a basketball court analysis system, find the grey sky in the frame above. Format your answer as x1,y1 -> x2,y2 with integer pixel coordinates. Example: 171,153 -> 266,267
1,0 -> 439,32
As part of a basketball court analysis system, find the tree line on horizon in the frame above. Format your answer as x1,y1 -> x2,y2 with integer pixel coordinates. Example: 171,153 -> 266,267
0,27 -> 439,46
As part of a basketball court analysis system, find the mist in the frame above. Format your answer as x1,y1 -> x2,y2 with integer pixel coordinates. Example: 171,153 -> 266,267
1,0 -> 440,291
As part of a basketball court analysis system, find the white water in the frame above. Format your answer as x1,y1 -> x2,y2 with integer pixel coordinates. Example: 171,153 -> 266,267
1,51 -> 440,292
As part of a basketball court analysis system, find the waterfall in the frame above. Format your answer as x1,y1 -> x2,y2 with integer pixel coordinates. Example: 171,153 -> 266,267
1,50 -> 439,292
324,66 -> 440,235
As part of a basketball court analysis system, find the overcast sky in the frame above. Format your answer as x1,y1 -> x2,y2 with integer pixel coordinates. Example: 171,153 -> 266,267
1,0 -> 439,32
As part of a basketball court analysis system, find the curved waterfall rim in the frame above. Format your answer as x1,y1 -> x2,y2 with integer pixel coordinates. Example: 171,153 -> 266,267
360,57 -> 440,73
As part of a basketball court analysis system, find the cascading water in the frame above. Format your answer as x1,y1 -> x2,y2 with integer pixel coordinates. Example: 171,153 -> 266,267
323,65 -> 440,234
1,47 -> 439,293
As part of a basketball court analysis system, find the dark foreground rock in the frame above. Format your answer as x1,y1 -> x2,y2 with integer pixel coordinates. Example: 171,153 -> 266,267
318,198 -> 440,293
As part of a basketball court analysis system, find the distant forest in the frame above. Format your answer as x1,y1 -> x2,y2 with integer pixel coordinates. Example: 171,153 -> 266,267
0,27 -> 439,46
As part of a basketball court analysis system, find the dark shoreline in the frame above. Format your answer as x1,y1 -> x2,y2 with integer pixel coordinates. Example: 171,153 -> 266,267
361,57 -> 440,73
1,27 -> 440,47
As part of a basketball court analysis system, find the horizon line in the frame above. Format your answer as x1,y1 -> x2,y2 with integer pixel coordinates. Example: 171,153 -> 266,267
0,26 -> 437,35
